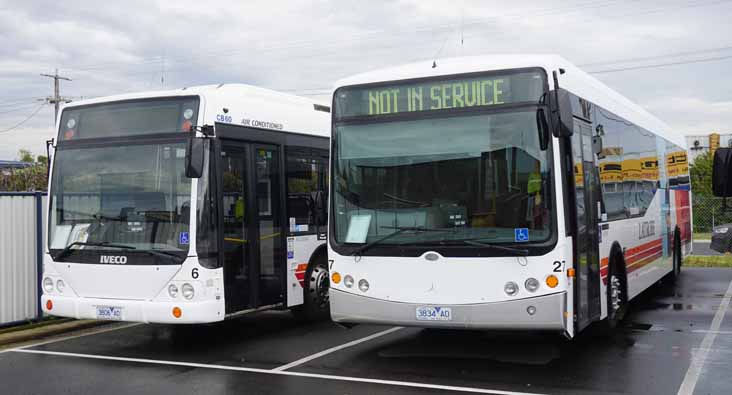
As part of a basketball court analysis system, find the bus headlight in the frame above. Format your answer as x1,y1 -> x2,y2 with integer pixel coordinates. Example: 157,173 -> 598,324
56,279 -> 65,293
168,284 -> 179,298
358,279 -> 370,293
43,277 -> 54,293
525,278 -> 540,292
504,281 -> 519,296
182,283 -> 195,300
344,275 -> 354,288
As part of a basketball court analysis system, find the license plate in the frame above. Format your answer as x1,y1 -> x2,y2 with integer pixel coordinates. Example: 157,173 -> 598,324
415,306 -> 452,321
95,306 -> 123,320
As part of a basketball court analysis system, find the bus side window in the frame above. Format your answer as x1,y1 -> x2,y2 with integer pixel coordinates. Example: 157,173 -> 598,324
286,148 -> 328,234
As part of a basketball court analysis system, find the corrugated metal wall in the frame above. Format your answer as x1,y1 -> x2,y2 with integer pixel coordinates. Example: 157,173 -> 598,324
0,193 -> 44,325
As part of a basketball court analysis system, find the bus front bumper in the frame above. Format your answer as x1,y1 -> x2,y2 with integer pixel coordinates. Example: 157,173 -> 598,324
41,294 -> 223,324
331,289 -> 567,331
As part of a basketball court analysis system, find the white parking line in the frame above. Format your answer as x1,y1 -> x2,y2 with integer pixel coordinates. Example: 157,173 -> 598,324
273,326 -> 403,371
691,329 -> 732,335
677,278 -> 732,395
11,348 -> 546,395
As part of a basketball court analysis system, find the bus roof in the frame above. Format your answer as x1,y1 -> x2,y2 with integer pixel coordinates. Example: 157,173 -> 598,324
335,55 -> 684,148
60,84 -> 330,138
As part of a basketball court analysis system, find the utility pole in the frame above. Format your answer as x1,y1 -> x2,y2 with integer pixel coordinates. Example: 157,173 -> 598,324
41,69 -> 72,123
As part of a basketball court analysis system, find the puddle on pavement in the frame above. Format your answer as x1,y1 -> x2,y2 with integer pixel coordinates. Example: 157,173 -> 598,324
376,330 -> 563,365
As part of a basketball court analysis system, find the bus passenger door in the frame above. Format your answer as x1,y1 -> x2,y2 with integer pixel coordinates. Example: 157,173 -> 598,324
221,147 -> 251,313
221,143 -> 285,314
249,145 -> 284,308
572,120 -> 602,330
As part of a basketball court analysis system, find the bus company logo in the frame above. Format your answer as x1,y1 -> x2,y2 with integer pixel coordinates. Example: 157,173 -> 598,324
100,255 -> 127,264
639,221 -> 656,240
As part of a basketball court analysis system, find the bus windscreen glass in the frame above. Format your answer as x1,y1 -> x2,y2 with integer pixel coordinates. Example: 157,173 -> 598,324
334,70 -> 544,118
332,71 -> 552,249
48,141 -> 192,262
59,97 -> 199,140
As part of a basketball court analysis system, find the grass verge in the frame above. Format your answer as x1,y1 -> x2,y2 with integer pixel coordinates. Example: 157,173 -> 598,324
693,232 -> 712,240
684,255 -> 732,268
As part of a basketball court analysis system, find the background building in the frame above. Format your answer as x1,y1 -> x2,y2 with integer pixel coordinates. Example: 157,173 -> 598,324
687,132 -> 732,163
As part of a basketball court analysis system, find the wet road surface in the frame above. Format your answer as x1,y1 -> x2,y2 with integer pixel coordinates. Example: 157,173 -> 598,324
1,267 -> 731,394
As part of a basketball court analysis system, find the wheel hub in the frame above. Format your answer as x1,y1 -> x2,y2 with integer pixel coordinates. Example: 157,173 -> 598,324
309,267 -> 330,308
610,274 -> 622,313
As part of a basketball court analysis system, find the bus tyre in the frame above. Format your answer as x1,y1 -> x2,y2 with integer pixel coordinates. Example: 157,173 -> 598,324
605,251 -> 627,330
293,254 -> 330,321
671,229 -> 682,282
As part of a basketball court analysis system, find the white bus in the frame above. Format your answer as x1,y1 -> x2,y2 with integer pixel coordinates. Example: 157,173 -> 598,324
327,55 -> 691,338
42,84 -> 332,324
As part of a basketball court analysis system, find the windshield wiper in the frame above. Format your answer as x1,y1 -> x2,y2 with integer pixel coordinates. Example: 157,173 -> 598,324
462,239 -> 529,256
382,193 -> 429,207
351,226 -> 451,256
141,249 -> 183,261
54,241 -> 135,260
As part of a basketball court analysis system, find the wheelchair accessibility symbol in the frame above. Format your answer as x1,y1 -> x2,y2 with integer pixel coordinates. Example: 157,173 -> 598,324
514,228 -> 529,242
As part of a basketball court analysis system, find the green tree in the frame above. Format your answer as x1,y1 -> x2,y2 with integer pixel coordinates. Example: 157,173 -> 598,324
0,148 -> 48,191
18,149 -> 34,163
690,151 -> 713,196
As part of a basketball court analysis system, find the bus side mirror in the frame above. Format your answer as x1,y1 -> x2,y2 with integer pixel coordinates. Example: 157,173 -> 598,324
713,147 -> 732,197
185,137 -> 205,179
549,88 -> 574,138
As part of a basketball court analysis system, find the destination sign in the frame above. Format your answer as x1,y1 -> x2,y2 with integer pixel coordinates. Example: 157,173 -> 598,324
335,71 -> 545,118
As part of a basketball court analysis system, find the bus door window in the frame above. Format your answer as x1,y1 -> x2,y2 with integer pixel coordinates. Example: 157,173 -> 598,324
572,119 -> 602,328
253,147 -> 282,306
221,149 -> 250,310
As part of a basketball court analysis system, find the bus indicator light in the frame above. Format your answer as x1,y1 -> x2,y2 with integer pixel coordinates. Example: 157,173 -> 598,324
46,300 -> 53,311
546,275 -> 559,288
181,120 -> 192,132
172,307 -> 182,318
331,272 -> 342,284
567,268 -> 576,278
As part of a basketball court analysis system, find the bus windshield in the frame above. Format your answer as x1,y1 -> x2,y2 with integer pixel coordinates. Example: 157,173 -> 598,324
49,141 -> 192,260
332,109 -> 553,248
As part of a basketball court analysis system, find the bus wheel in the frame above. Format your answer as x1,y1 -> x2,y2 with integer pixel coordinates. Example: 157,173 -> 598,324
293,254 -> 330,321
605,251 -> 627,330
672,229 -> 682,282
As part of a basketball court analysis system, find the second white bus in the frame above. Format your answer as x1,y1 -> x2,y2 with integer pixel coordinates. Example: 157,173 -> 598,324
327,55 -> 691,338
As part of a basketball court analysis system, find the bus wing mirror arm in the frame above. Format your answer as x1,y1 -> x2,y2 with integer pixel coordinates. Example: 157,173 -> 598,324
185,137 -> 205,178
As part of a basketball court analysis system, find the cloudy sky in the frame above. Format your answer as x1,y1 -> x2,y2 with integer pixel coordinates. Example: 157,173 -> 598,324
1,0 -> 731,159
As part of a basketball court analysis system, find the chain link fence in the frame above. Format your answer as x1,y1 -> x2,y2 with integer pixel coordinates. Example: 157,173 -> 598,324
692,194 -> 732,236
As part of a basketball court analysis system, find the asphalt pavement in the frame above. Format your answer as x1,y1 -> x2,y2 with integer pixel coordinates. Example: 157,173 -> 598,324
1,267 -> 731,394
692,241 -> 723,256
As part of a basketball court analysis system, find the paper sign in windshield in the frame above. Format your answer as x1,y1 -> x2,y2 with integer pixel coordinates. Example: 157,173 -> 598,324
346,214 -> 372,243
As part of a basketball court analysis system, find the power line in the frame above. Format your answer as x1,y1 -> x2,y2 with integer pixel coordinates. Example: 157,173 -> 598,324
0,102 -> 41,115
0,105 -> 46,134
589,53 -> 732,74
579,44 -> 732,68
